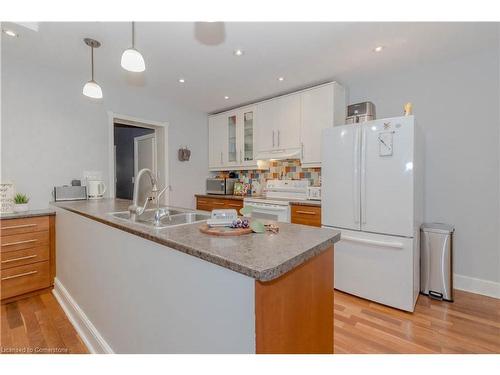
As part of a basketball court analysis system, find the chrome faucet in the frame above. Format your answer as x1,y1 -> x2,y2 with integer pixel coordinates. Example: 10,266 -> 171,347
152,186 -> 169,226
128,168 -> 158,222
128,168 -> 170,226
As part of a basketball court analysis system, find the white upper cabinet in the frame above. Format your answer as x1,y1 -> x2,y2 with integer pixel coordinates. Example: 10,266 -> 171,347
255,100 -> 278,152
256,93 -> 301,155
208,82 -> 345,170
300,82 -> 346,167
275,94 -> 301,150
240,107 -> 257,167
225,111 -> 239,168
208,114 -> 227,168
208,106 -> 257,170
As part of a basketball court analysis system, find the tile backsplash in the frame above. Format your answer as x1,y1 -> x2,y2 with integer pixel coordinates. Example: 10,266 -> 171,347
215,159 -> 321,187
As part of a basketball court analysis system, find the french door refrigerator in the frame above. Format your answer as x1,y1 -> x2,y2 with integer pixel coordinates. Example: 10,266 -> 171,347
322,116 -> 423,312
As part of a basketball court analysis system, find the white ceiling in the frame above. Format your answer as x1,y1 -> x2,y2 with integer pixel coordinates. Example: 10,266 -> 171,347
2,22 -> 498,113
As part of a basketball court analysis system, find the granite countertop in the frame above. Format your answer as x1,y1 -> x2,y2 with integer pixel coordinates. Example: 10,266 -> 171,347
290,200 -> 322,207
0,208 -> 56,220
52,199 -> 339,282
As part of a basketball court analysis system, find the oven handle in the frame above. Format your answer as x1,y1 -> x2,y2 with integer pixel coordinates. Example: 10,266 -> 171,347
244,203 -> 289,212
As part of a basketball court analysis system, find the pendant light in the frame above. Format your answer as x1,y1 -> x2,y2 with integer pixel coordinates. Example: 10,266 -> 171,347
82,38 -> 103,99
121,22 -> 145,72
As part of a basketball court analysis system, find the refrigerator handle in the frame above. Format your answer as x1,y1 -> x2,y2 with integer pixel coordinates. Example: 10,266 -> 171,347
342,236 -> 404,249
353,127 -> 360,224
360,126 -> 367,225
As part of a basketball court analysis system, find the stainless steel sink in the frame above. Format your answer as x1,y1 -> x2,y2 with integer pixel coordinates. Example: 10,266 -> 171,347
109,208 -> 209,229
159,212 -> 210,227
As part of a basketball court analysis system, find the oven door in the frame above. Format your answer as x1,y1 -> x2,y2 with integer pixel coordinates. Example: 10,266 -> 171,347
243,202 -> 290,223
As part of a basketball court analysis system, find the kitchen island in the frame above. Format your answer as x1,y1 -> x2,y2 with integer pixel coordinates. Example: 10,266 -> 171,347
52,199 -> 340,354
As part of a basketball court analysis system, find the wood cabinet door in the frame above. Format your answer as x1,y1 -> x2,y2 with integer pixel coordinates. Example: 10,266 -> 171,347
300,84 -> 334,166
291,205 -> 322,227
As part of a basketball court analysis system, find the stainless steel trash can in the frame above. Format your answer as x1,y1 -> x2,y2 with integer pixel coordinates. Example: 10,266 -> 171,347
420,223 -> 454,301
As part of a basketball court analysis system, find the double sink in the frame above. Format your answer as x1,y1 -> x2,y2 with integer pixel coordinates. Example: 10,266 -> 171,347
110,208 -> 210,229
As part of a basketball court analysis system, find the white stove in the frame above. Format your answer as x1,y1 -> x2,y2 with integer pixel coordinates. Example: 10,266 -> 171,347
243,180 -> 309,223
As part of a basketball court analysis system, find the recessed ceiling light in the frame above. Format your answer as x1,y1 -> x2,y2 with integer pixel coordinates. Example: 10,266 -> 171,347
224,96 -> 229,100
178,78 -> 185,83
3,29 -> 18,37
233,49 -> 244,56
374,46 -> 384,52
277,77 -> 285,82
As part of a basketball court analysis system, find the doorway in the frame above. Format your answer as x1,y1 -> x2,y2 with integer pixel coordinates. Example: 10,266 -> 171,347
114,123 -> 155,201
108,113 -> 169,206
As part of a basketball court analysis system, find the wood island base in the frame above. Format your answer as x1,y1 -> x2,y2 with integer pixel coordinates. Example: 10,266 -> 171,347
255,247 -> 334,354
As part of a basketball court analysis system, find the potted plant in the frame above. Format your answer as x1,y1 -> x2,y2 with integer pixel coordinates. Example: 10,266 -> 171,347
13,193 -> 30,213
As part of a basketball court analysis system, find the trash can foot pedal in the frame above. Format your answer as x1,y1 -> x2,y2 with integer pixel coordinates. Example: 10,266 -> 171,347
429,290 -> 443,300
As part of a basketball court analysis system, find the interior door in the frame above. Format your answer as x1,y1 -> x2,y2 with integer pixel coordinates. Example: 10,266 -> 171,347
361,117 -> 414,237
134,133 -> 157,205
321,124 -> 361,230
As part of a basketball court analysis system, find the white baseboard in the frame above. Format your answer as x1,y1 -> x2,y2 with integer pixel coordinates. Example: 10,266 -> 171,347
453,273 -> 500,299
52,278 -> 114,354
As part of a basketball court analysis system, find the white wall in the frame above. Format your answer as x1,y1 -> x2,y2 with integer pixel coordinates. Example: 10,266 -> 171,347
1,53 -> 208,210
343,48 -> 500,286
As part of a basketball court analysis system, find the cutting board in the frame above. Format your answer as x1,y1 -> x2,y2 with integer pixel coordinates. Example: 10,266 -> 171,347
199,224 -> 252,236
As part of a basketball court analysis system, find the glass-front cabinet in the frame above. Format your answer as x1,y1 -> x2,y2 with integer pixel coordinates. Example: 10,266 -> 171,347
224,106 -> 256,168
208,106 -> 257,170
242,108 -> 255,165
227,114 -> 237,164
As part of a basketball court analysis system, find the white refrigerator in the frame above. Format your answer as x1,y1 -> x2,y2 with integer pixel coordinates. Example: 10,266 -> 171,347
322,116 -> 423,312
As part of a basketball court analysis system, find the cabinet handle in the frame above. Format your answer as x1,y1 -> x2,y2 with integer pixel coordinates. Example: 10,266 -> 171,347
278,130 -> 280,147
220,152 -> 223,164
1,254 -> 37,264
227,203 -> 241,207
213,202 -> 225,205
2,239 -> 37,247
2,223 -> 37,230
198,200 -> 208,204
301,142 -> 304,160
272,131 -> 275,148
240,150 -> 243,164
296,210 -> 317,215
2,270 -> 38,281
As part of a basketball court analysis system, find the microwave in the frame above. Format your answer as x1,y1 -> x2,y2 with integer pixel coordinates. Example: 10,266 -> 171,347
206,178 -> 238,195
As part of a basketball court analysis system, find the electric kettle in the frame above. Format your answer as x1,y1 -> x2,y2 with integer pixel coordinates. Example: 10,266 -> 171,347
87,180 -> 106,199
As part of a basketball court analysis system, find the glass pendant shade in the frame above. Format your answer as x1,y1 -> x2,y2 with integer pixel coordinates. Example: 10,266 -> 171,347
82,38 -> 103,99
121,48 -> 146,72
82,80 -> 103,99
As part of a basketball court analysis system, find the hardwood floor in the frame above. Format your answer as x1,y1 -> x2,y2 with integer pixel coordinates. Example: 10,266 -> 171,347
1,289 -> 499,354
334,289 -> 500,354
1,292 -> 88,354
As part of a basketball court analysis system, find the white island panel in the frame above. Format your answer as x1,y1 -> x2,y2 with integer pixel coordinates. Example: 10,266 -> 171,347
54,208 -> 255,353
